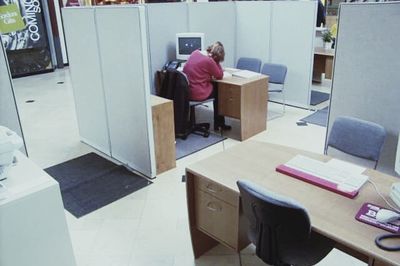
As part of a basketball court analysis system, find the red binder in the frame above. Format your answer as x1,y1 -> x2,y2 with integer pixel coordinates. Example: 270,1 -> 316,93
276,164 -> 359,199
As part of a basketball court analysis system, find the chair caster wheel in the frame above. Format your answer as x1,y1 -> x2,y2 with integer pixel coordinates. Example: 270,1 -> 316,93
203,132 -> 210,138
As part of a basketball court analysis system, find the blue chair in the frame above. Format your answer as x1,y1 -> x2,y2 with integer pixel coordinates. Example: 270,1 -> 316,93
236,57 -> 262,73
325,116 -> 386,169
237,180 -> 334,266
261,63 -> 288,114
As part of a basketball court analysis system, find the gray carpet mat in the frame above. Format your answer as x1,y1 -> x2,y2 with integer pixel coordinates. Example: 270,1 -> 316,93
300,106 -> 329,127
176,133 -> 226,160
45,153 -> 151,218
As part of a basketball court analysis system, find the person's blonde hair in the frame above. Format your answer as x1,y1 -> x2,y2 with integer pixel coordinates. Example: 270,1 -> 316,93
207,41 -> 225,62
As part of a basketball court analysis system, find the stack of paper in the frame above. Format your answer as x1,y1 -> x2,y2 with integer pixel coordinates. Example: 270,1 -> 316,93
232,70 -> 261,79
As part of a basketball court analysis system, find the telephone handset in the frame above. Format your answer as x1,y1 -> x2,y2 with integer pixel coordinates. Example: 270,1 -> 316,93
163,60 -> 181,71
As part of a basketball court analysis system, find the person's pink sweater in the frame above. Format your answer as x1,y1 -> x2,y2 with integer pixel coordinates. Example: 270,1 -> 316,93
183,50 -> 223,101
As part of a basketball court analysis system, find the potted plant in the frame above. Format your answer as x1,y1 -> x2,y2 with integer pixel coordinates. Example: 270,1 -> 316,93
322,30 -> 333,49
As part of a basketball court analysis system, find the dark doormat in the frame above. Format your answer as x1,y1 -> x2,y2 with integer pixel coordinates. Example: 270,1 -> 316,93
176,133 -> 226,160
310,90 -> 330,106
300,106 -> 329,127
45,153 -> 152,218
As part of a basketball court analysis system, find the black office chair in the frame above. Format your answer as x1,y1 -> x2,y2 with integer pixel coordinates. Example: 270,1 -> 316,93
237,180 -> 334,266
160,69 -> 211,139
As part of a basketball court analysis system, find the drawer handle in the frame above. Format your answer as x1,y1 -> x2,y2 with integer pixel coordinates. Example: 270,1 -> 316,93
206,183 -> 221,193
207,202 -> 222,212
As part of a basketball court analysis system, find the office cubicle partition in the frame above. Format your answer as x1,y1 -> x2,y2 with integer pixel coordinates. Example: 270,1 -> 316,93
327,2 -> 400,175
62,7 -> 156,178
0,37 -> 27,154
146,3 -> 189,91
187,2 -> 236,68
147,1 -> 316,108
269,1 -> 316,108
62,8 -> 111,155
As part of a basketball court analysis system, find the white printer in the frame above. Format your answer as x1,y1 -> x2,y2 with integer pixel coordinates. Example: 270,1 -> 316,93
0,126 -> 23,180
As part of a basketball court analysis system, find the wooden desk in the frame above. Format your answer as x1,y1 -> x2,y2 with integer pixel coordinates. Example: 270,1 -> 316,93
216,75 -> 268,141
151,95 -> 176,174
186,141 -> 400,265
313,47 -> 335,82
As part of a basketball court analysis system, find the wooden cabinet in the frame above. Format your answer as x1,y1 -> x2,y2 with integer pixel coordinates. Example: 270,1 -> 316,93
151,95 -> 176,175
218,83 -> 241,119
216,75 -> 268,141
187,172 -> 249,258
195,189 -> 238,249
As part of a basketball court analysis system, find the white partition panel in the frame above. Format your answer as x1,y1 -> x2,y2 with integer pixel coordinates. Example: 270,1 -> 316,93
95,7 -> 156,177
62,8 -> 111,155
188,2 -> 236,67
327,3 -> 400,175
270,1 -> 316,107
147,3 -> 188,93
0,40 -> 26,154
235,1 -> 271,63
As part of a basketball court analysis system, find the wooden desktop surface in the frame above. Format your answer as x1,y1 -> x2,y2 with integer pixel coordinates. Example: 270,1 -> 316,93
314,47 -> 335,57
186,141 -> 400,265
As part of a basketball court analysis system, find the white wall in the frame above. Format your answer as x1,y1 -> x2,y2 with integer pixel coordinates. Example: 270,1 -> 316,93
0,38 -> 27,154
327,2 -> 400,175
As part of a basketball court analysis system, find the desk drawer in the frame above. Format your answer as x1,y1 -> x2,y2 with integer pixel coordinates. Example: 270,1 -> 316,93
218,84 -> 241,119
195,175 -> 238,207
195,189 -> 238,249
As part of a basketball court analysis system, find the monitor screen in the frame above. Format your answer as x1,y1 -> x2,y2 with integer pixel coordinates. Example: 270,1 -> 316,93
176,33 -> 204,60
178,37 -> 202,55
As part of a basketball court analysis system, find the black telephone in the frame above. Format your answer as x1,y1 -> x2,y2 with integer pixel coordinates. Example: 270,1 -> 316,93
163,60 -> 181,71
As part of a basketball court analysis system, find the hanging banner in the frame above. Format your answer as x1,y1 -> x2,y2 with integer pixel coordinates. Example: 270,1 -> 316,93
0,4 -> 25,34
0,0 -> 53,77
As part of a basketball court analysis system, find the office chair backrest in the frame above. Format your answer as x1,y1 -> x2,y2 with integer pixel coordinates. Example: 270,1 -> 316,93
160,69 -> 190,136
236,57 -> 262,73
261,63 -> 287,85
237,180 -> 311,266
326,116 -> 386,164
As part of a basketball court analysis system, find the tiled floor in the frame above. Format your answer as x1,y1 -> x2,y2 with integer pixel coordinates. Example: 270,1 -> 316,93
12,69 -> 365,266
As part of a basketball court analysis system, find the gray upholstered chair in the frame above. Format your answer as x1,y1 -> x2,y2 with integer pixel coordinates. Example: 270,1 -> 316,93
261,63 -> 288,114
236,57 -> 262,73
325,116 -> 386,169
237,180 -> 334,266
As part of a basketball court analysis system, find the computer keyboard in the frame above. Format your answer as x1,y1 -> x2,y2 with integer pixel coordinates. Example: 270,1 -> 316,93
284,155 -> 369,190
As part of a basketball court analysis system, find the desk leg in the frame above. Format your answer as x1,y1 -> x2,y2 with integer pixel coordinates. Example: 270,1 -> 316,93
325,57 -> 333,80
313,54 -> 325,83
240,79 -> 268,141
186,172 -> 219,258
368,258 -> 391,266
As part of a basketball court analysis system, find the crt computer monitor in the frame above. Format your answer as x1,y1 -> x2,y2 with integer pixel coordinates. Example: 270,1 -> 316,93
176,33 -> 204,61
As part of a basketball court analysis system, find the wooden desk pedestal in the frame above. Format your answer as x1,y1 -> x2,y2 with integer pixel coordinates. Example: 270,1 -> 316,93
217,75 -> 268,141
186,172 -> 249,258
151,95 -> 176,174
313,47 -> 334,83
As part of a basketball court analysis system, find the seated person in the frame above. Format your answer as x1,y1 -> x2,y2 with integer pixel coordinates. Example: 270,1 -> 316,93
183,41 -> 231,131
